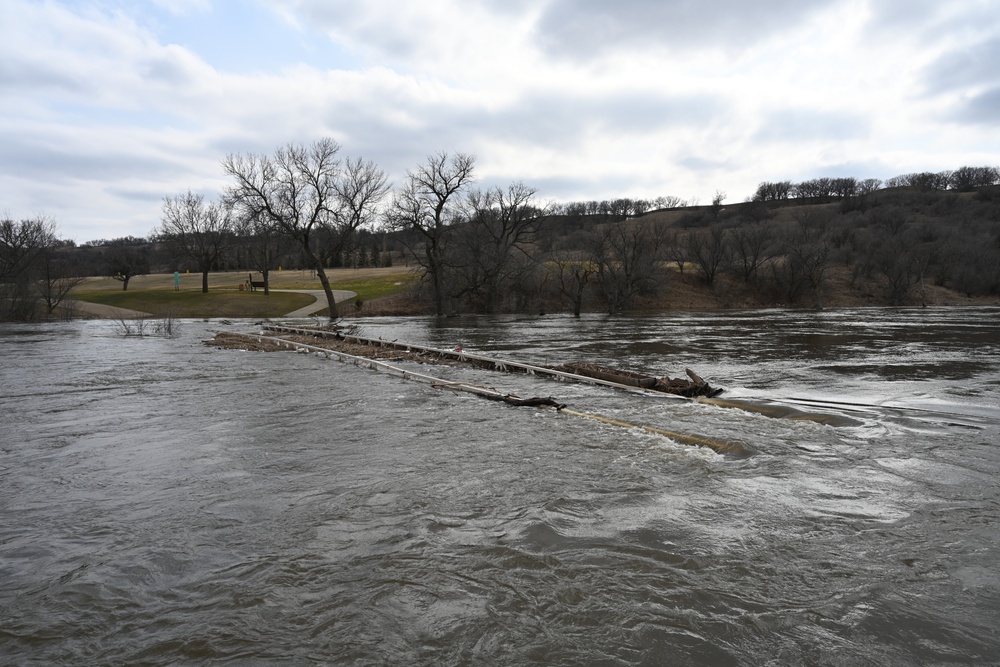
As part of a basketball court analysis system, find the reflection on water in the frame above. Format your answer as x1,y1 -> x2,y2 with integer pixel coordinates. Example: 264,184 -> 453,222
1,307 -> 999,665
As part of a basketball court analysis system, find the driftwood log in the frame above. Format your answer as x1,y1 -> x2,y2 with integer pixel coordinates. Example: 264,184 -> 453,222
555,362 -> 657,388
498,395 -> 568,409
233,325 -> 727,400
556,362 -> 723,398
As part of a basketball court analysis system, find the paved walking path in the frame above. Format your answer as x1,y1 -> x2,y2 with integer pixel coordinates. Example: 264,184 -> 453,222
277,289 -> 357,317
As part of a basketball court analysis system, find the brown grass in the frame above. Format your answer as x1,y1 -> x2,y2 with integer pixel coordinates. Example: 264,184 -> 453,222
75,266 -> 416,293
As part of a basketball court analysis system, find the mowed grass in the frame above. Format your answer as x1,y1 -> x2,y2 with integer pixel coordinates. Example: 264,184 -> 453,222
309,271 -> 421,317
259,266 -> 419,294
331,272 -> 420,301
72,288 -> 315,318
71,267 -> 419,318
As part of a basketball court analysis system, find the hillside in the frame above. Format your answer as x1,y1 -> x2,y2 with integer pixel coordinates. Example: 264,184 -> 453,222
6,183 -> 999,321
505,185 -> 1000,315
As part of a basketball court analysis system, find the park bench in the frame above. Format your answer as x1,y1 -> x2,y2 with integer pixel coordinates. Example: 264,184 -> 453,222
247,273 -> 267,292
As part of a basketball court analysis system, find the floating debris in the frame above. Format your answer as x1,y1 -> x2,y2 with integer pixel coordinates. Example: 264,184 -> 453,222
238,324 -> 718,400
205,328 -> 753,458
553,362 -> 724,398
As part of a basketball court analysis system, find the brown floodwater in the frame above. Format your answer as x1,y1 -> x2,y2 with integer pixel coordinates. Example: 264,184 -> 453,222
2,307 -> 999,665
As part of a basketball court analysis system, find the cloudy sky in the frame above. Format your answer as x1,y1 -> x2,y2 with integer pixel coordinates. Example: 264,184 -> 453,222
2,0 -> 998,241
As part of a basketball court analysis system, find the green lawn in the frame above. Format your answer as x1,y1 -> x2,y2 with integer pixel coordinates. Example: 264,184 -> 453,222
308,273 -> 421,317
70,268 -> 419,318
331,273 -> 419,301
72,289 -> 315,318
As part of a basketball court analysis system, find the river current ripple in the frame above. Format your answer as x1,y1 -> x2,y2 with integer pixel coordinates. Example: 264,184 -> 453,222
1,308 -> 999,665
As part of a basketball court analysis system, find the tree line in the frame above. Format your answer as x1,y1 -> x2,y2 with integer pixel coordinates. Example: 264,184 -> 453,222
3,141 -> 998,320
753,166 -> 1000,203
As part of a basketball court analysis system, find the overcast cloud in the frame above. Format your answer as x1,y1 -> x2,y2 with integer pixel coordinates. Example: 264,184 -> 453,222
1,0 -> 998,241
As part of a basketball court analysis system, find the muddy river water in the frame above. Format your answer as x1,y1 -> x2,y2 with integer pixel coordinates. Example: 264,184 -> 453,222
2,307 -> 999,665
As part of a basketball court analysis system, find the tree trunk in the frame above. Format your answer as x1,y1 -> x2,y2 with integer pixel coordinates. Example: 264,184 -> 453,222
202,270 -> 209,293
316,266 -> 338,319
262,268 -> 270,296
302,246 -> 338,319
425,246 -> 445,317
433,273 -> 444,316
122,277 -> 130,291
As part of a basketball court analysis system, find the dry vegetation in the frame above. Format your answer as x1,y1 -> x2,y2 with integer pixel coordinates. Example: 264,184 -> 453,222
6,170 -> 999,321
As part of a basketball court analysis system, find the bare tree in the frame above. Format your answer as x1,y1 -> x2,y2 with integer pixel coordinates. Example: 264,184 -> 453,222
324,156 -> 391,272
710,190 -> 727,219
797,177 -> 840,200
1,216 -> 56,319
104,243 -> 149,291
949,165 -> 1000,192
897,171 -> 952,192
158,191 -> 234,293
589,218 -> 667,313
549,252 -> 595,317
861,210 -> 924,305
387,152 -> 476,316
782,239 -> 831,306
686,225 -> 728,286
235,210 -> 288,295
224,141 -> 389,318
607,198 -> 633,219
771,211 -> 832,306
867,231 -> 920,305
857,178 -> 883,196
831,177 -> 858,198
452,182 -> 542,312
664,229 -> 689,273
726,220 -> 774,283
37,245 -> 85,314
1,216 -> 53,283
949,239 -> 1000,296
652,195 -> 687,209
753,181 -> 792,202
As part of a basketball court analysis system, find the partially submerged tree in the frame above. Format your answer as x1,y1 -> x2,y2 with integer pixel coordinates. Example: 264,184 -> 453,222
37,245 -> 85,314
1,216 -> 53,284
550,253 -> 595,317
158,191 -> 234,293
388,152 -> 476,316
223,139 -> 389,319
452,182 -> 543,313
589,218 -> 668,313
1,216 -> 56,319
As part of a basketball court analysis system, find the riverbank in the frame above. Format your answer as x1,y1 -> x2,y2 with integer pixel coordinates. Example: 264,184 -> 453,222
633,267 -> 1000,312
350,265 -> 999,317
41,264 -> 1000,322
